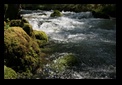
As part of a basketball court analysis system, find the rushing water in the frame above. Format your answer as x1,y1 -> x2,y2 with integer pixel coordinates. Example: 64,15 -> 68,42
22,10 -> 116,79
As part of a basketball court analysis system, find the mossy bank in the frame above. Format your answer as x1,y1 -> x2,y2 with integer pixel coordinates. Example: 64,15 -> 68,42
4,19 -> 48,79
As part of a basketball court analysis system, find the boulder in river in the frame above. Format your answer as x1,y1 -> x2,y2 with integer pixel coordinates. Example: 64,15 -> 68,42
50,10 -> 62,17
4,27 -> 41,73
51,53 -> 78,72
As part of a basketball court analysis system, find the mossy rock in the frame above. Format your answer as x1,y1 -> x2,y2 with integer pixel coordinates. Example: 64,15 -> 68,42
9,18 -> 29,27
50,10 -> 62,17
9,19 -> 35,38
36,39 -> 48,47
16,71 -> 33,79
4,65 -> 17,79
9,19 -> 24,27
51,54 -> 78,71
23,23 -> 35,38
34,30 -> 48,47
22,18 -> 29,23
4,27 -> 41,73
34,30 -> 48,41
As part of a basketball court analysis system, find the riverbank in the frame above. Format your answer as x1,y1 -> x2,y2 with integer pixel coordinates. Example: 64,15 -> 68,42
21,4 -> 116,19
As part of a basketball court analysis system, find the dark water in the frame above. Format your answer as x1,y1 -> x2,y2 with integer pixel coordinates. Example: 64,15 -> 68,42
22,10 -> 116,79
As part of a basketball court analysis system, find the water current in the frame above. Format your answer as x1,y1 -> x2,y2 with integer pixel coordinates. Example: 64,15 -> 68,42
22,10 -> 116,79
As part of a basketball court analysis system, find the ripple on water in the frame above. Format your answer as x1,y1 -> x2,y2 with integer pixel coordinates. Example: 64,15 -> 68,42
22,10 -> 116,79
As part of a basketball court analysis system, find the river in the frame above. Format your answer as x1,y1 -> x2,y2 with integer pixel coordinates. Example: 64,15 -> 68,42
21,10 -> 116,79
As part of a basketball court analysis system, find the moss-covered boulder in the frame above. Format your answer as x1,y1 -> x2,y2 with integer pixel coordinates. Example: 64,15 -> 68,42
4,65 -> 17,79
4,27 -> 41,73
9,19 -> 24,27
22,18 -> 29,23
34,30 -> 48,47
50,10 -> 62,17
51,54 -> 78,71
8,19 -> 34,38
23,23 -> 35,38
34,30 -> 48,41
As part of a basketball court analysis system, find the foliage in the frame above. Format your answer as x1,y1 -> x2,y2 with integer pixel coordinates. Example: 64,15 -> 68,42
21,4 -> 116,18
88,4 -> 116,18
4,65 -> 17,79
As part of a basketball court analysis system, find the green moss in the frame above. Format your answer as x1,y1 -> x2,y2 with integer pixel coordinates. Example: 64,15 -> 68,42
50,10 -> 62,17
8,19 -> 35,38
51,54 -> 78,71
34,30 -> 48,41
9,19 -> 24,27
4,27 -> 41,73
22,18 -> 29,23
36,39 -> 48,47
4,65 -> 17,79
23,23 -> 35,38
34,30 -> 48,47
17,71 -> 33,79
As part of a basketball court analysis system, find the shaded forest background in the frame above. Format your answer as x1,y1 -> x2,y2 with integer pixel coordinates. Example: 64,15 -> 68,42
21,4 -> 116,18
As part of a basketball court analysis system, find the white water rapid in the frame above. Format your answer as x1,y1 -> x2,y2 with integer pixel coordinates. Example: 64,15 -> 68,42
22,10 -> 116,79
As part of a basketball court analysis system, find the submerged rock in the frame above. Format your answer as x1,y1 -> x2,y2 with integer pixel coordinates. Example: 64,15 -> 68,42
51,53 -> 78,71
